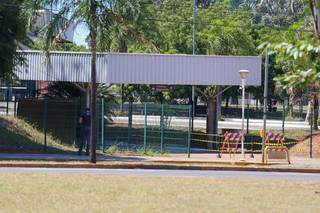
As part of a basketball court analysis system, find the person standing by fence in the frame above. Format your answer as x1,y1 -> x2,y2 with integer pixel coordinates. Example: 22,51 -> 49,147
78,107 -> 91,155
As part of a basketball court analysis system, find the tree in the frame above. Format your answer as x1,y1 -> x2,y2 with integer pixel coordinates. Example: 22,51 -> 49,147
262,0 -> 320,130
309,0 -> 320,39
234,0 -> 305,27
34,0 -> 158,163
271,40 -> 320,129
0,0 -> 30,80
196,1 -> 255,143
96,1 -> 161,53
148,0 -> 256,146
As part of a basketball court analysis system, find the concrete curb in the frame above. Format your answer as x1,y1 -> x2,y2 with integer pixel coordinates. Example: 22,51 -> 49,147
151,160 -> 270,166
1,162 -> 320,173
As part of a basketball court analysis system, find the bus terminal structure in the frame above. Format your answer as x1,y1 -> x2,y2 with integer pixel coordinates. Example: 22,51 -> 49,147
13,50 -> 262,157
15,51 -> 261,85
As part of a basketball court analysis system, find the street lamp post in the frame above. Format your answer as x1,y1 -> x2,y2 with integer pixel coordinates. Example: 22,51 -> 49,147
239,69 -> 250,161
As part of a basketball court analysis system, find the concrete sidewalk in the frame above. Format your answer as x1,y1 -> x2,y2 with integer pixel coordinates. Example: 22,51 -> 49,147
0,153 -> 319,172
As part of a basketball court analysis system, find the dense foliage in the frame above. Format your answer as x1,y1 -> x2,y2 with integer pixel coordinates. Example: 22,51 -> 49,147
0,0 -> 30,80
2,0 -> 320,131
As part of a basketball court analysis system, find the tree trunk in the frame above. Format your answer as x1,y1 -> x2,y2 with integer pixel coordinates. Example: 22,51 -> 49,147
306,101 -> 312,122
216,86 -> 222,120
206,97 -> 217,149
119,40 -> 127,112
310,0 -> 320,39
89,0 -> 97,163
86,84 -> 90,108
288,97 -> 293,117
119,39 -> 128,53
313,95 -> 319,130
194,96 -> 198,114
225,97 -> 229,109
309,0 -> 320,129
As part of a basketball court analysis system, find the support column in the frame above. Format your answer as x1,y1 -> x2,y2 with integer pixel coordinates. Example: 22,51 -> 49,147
282,102 -> 285,134
101,98 -> 105,152
143,103 -> 147,153
128,101 -> 133,144
187,105 -> 192,158
262,48 -> 269,163
310,106 -> 313,158
160,104 -> 164,154
43,99 -> 48,150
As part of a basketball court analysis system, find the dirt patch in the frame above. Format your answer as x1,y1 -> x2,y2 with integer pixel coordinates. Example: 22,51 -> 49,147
290,132 -> 320,157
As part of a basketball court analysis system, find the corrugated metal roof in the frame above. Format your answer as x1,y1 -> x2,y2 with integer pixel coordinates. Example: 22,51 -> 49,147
15,51 -> 261,86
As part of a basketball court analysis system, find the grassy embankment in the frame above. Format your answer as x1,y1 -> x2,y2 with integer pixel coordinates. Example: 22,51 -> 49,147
0,115 -> 75,154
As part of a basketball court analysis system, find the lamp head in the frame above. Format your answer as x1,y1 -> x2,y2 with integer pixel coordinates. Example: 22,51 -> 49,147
239,69 -> 250,79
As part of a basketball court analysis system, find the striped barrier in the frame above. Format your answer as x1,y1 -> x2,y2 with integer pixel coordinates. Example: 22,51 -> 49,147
259,130 -> 290,164
220,132 -> 243,158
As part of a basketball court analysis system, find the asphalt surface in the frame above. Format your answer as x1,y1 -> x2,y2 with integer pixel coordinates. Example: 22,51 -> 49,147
113,115 -> 310,130
1,167 -> 320,181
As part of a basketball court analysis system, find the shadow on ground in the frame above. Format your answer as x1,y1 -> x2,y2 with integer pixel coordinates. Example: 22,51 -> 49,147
0,153 -> 148,162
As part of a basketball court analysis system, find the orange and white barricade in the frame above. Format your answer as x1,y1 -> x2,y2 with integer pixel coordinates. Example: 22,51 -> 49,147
259,130 -> 290,164
220,132 -> 243,158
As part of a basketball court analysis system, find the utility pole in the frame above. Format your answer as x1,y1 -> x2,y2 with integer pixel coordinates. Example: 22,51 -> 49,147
262,47 -> 269,163
191,0 -> 197,131
89,0 -> 97,163
193,0 -> 197,55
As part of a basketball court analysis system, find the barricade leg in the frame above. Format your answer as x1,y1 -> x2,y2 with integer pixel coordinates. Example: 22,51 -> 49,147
234,141 -> 240,157
227,141 -> 231,158
287,150 -> 291,164
220,140 -> 226,157
220,140 -> 231,158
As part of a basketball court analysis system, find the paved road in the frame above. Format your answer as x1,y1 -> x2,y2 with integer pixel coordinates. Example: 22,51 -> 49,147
1,168 -> 320,181
112,116 -> 310,130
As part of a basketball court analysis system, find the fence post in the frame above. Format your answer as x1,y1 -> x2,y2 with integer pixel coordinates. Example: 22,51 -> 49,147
101,98 -> 105,152
128,101 -> 133,144
187,105 -> 192,158
310,108 -> 313,158
43,98 -> 48,149
299,100 -> 303,119
160,104 -> 164,153
246,103 -> 249,134
73,99 -> 78,148
143,103 -> 147,153
13,97 -> 17,117
6,87 -> 9,115
247,104 -> 254,158
282,103 -> 285,134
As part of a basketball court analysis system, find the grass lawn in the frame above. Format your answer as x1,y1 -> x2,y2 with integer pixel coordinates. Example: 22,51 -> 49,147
0,173 -> 320,213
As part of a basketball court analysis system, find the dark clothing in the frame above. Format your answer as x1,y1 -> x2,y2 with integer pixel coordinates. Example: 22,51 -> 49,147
78,128 -> 90,155
81,111 -> 91,129
78,110 -> 91,155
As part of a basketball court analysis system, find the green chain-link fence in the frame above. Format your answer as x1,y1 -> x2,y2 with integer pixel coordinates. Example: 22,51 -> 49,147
11,98 -> 315,158
16,99 -> 192,154
99,102 -> 191,154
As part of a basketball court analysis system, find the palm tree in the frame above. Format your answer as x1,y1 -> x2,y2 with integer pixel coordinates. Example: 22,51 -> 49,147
33,0 -> 159,163
0,0 -> 31,80
309,0 -> 320,39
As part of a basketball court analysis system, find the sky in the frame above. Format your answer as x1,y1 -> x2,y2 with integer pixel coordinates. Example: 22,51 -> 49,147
73,23 -> 89,46
48,3 -> 89,47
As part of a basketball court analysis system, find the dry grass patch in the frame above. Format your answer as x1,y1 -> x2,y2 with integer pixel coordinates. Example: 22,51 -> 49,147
0,173 -> 319,213
290,132 -> 320,157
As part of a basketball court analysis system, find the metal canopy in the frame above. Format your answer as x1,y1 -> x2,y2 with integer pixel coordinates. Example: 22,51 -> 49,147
15,51 -> 262,86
